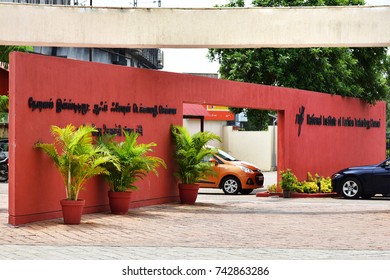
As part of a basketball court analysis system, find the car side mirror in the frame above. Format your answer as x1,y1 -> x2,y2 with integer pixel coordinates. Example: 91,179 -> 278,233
209,158 -> 218,165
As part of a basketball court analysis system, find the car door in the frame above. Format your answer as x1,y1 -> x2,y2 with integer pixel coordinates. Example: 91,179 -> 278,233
196,155 -> 221,188
371,160 -> 390,194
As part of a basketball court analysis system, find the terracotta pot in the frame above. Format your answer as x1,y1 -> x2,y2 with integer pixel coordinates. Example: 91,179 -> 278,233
60,199 -> 85,225
178,183 -> 199,205
108,191 -> 132,214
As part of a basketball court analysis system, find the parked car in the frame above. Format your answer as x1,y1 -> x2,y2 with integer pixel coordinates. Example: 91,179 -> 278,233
0,139 -> 8,158
0,139 -> 8,183
198,147 -> 264,195
331,158 -> 390,199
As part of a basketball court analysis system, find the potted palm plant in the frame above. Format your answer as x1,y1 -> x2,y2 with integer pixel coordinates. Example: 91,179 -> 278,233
34,124 -> 115,224
170,125 -> 221,204
98,131 -> 166,214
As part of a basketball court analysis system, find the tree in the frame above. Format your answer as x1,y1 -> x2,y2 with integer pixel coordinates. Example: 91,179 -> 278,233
385,54 -> 390,130
0,46 -> 33,69
209,0 -> 390,130
1,46 -> 33,122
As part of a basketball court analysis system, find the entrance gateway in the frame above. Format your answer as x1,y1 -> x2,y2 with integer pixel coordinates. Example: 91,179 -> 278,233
8,53 -> 385,225
2,5 -> 387,225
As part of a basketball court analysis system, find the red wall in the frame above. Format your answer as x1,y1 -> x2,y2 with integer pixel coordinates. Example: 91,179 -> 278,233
276,91 -> 385,180
8,52 -> 386,225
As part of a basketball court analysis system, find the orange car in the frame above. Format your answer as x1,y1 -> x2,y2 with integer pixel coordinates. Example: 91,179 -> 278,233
198,147 -> 264,194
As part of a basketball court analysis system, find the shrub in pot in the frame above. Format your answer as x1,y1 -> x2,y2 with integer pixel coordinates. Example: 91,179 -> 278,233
170,125 -> 221,204
98,131 -> 166,214
34,124 -> 114,224
280,169 -> 299,198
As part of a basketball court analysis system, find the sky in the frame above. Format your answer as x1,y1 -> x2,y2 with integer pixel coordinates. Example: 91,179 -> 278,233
90,0 -> 390,74
88,0 -> 240,73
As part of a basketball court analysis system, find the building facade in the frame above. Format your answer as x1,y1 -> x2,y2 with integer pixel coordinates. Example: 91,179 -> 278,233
0,0 -> 164,70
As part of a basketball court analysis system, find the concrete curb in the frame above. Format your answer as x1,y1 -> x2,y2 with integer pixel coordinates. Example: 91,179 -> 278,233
256,191 -> 340,198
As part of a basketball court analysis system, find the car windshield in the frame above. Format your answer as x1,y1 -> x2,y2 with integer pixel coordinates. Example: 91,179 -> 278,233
380,159 -> 390,167
217,149 -> 238,161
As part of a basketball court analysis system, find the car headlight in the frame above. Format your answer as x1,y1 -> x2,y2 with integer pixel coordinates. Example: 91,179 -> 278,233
331,173 -> 341,179
239,166 -> 254,173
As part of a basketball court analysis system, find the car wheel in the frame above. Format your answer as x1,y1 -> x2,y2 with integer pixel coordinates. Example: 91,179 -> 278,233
341,177 -> 362,199
221,176 -> 241,195
240,189 -> 253,195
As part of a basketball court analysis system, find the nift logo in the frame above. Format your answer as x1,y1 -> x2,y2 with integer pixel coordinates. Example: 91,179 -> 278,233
295,106 -> 305,137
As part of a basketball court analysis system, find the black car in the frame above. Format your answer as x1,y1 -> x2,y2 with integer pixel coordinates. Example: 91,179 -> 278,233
331,158 -> 390,199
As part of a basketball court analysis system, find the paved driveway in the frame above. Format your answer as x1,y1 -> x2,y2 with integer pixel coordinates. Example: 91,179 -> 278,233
1,173 -> 390,260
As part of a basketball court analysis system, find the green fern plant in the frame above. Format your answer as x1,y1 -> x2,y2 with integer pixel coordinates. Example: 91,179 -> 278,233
170,125 -> 221,184
98,131 -> 166,192
34,124 -> 115,200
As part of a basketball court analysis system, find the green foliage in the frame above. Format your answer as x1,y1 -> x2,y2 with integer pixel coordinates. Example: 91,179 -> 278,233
0,46 -> 33,69
171,125 -> 222,184
34,124 -> 115,200
293,181 -> 318,193
305,172 -> 332,193
385,54 -> 390,131
279,169 -> 299,191
0,95 -> 8,113
0,113 -> 7,123
1,46 -> 30,121
229,108 -> 270,131
281,170 -> 333,193
209,0 -> 389,130
319,176 -> 333,193
222,0 -> 245,7
98,131 -> 166,192
252,0 -> 365,7
267,183 -> 277,193
0,95 -> 8,123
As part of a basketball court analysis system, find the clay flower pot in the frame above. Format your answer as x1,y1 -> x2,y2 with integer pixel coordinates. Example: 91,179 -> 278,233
108,191 -> 132,214
60,199 -> 85,225
178,183 -> 200,205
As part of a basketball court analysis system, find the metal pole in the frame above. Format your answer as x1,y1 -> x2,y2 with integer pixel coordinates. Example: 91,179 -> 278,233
268,113 -> 277,171
89,0 -> 93,62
